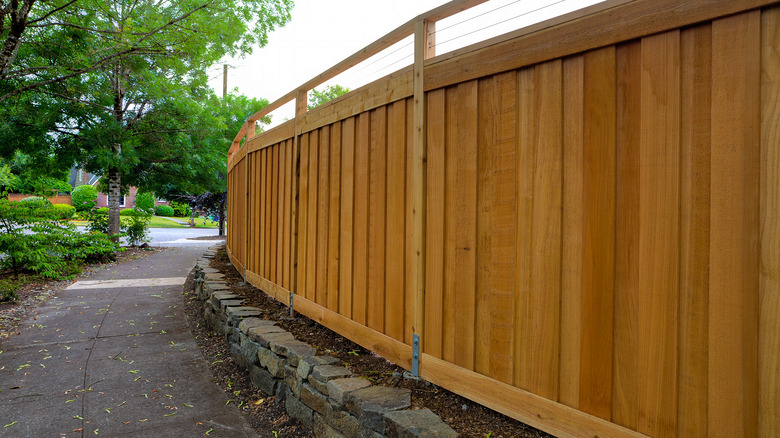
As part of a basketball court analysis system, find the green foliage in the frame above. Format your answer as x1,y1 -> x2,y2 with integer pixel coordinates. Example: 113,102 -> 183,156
96,207 -> 109,215
170,201 -> 191,217
19,196 -> 52,208
0,162 -> 18,195
52,204 -> 76,220
308,85 -> 351,110
120,208 -> 138,216
0,200 -> 119,284
155,205 -> 175,217
124,209 -> 152,247
134,192 -> 155,214
71,185 -> 98,211
84,208 -> 110,235
3,152 -> 72,196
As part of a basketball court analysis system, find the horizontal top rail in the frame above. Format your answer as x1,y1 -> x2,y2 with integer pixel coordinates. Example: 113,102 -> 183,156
227,0 -> 640,164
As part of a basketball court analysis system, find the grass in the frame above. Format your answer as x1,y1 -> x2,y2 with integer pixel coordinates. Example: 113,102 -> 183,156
70,215 -> 219,229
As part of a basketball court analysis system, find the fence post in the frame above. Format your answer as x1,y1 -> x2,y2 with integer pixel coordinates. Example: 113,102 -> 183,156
289,88 -> 308,316
411,18 -> 434,377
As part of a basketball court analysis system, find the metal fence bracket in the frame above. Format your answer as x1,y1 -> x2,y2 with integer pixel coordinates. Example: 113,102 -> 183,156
412,334 -> 420,377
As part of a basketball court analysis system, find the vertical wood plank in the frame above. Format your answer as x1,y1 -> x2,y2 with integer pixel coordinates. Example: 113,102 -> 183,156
260,149 -> 267,277
710,11 -> 760,438
519,61 -> 563,398
339,117 -> 356,318
475,76 -> 494,378
297,134 -> 310,297
560,54 -> 584,409
271,145 -> 279,283
317,126 -> 331,306
480,70 -> 514,386
353,113 -> 370,325
405,97 -> 416,345
612,39 -> 641,430
386,100 -> 407,341
368,107 -> 387,332
455,81 -> 478,371
328,122 -> 342,311
277,143 -> 286,284
637,30 -> 681,438
760,7 -> 780,437
442,86 -> 458,363
425,89 -> 446,358
306,131 -> 320,301
579,46 -> 616,421
678,23 -> 711,437
284,139 -> 294,289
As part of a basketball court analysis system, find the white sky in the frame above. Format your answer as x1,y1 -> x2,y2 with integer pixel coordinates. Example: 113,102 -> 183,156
208,0 -> 605,124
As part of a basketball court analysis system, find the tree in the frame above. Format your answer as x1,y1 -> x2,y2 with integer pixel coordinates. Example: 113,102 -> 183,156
71,184 -> 97,211
1,0 -> 293,239
308,84 -> 350,110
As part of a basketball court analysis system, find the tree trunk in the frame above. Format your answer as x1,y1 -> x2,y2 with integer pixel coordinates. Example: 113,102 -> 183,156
107,165 -> 121,241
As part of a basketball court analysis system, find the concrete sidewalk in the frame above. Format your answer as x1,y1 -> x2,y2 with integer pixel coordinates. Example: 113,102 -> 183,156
0,247 -> 256,437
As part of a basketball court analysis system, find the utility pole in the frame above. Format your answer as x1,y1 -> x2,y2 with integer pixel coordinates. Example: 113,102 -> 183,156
222,64 -> 228,99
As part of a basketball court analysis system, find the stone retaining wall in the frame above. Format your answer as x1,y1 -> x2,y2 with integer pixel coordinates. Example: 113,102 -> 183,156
193,248 -> 458,438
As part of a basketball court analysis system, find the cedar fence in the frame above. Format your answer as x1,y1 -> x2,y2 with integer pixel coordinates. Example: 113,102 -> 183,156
226,0 -> 780,436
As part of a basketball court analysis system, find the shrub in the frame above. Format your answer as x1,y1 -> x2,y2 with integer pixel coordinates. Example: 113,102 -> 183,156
72,185 -> 98,211
0,200 -> 119,284
120,208 -> 137,216
155,205 -> 174,217
19,196 -> 52,209
52,204 -> 76,220
124,208 -> 151,246
84,208 -> 110,235
134,191 -> 155,214
170,201 -> 190,217
96,207 -> 109,214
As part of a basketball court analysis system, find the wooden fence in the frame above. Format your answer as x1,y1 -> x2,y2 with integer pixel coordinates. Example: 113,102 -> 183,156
226,0 -> 780,436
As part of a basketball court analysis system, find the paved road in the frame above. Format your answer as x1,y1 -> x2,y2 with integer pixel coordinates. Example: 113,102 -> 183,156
147,227 -> 224,247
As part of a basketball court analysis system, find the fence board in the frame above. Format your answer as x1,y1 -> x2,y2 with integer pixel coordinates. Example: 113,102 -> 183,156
425,89 -> 445,359
677,24 -> 711,438
368,107 -> 387,332
352,113 -> 370,326
386,100 -> 407,341
327,123 -> 341,312
760,7 -> 780,437
709,11 -> 761,437
339,117 -> 356,318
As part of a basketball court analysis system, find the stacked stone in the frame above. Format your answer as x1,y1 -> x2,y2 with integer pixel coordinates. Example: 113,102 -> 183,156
194,246 -> 457,438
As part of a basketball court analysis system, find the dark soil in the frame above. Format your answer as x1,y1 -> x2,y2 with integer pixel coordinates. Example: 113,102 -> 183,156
190,246 -> 552,438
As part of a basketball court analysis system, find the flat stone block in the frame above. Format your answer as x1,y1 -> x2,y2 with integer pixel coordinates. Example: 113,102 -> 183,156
220,299 -> 245,311
250,365 -> 279,396
211,292 -> 241,308
310,365 -> 352,394
286,388 -> 314,429
313,414 -> 347,438
239,317 -> 277,333
324,402 -> 364,438
345,386 -> 411,434
284,365 -> 303,398
248,328 -> 294,348
230,342 -> 247,369
384,409 -> 458,438
298,355 -> 340,379
271,339 -> 316,366
258,347 -> 286,378
240,339 -> 261,366
204,272 -> 225,280
226,306 -> 262,325
300,383 -> 329,415
328,378 -> 371,405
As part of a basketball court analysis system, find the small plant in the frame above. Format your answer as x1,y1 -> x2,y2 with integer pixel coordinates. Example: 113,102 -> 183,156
170,200 -> 190,217
19,196 -> 52,209
119,208 -> 138,216
84,207 -> 111,235
71,185 -> 98,211
155,204 -> 174,217
134,191 -> 155,214
124,208 -> 151,246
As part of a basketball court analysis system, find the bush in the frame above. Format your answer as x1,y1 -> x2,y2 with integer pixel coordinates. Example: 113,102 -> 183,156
52,204 -> 76,220
170,201 -> 190,217
124,208 -> 151,246
72,185 -> 98,211
0,200 -> 119,285
96,207 -> 109,214
19,196 -> 52,209
84,208 -> 110,235
134,191 -> 155,214
155,205 -> 174,217
120,208 -> 137,216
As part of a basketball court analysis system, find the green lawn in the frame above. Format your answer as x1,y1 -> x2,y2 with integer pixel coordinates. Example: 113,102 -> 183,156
71,215 -> 219,229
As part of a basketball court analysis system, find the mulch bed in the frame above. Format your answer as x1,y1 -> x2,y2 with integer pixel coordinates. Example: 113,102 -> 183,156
189,247 -> 551,438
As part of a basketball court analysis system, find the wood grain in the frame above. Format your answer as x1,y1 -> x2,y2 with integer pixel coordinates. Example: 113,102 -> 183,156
368,107 -> 387,333
385,100 -> 407,342
352,113 -> 370,326
760,7 -> 780,437
709,11 -> 760,437
328,123 -> 342,312
339,117 -> 356,318
425,88 -> 445,358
